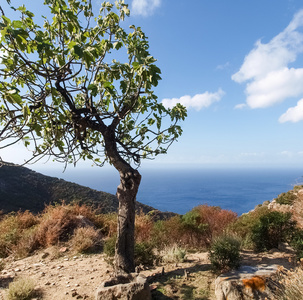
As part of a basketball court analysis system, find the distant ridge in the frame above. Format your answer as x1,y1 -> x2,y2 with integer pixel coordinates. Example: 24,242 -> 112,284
0,162 -> 172,218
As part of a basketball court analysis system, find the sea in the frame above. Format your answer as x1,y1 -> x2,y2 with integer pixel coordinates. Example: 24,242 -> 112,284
41,166 -> 303,216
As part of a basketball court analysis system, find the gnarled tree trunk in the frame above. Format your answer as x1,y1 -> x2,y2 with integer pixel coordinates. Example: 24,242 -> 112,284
115,169 -> 141,274
103,129 -> 141,274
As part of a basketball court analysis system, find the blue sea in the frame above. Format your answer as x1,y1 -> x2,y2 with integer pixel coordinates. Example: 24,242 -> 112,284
41,167 -> 303,216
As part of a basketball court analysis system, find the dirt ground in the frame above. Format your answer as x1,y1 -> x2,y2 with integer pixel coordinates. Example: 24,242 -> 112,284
0,247 -> 296,300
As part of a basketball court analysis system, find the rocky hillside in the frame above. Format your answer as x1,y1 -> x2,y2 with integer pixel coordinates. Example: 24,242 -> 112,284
257,184 -> 303,228
0,162 -> 167,217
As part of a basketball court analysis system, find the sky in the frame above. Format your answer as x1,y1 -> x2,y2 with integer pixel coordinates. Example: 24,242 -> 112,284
2,0 -> 303,173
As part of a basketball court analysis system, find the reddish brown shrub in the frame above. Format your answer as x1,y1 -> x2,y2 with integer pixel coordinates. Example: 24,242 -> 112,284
135,213 -> 153,243
194,205 -> 237,241
151,216 -> 184,248
16,211 -> 38,229
34,203 -> 99,247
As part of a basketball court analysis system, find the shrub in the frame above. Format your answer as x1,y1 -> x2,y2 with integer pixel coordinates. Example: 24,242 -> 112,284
161,244 -> 187,264
187,205 -> 237,247
290,229 -> 303,259
251,211 -> 296,251
151,216 -> 184,249
0,214 -> 20,257
180,210 -> 208,247
93,213 -> 117,237
134,242 -> 157,266
7,277 -> 36,300
208,234 -> 241,273
103,236 -> 156,266
33,203 -> 99,247
135,213 -> 153,243
70,226 -> 101,253
103,235 -> 117,257
228,206 -> 272,249
276,191 -> 297,205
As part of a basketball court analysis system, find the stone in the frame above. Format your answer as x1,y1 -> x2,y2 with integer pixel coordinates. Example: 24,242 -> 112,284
215,265 -> 281,300
95,273 -> 151,300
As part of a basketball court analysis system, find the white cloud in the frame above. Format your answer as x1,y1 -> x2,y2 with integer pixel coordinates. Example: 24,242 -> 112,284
280,150 -> 293,157
279,98 -> 303,123
232,9 -> 303,113
234,103 -> 247,109
131,0 -> 161,16
216,62 -> 230,70
162,89 -> 225,111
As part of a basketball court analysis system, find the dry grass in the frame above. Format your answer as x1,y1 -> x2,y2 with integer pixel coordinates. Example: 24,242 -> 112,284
160,244 -> 187,264
275,266 -> 303,299
7,277 -> 37,300
135,213 -> 153,243
70,226 -> 101,253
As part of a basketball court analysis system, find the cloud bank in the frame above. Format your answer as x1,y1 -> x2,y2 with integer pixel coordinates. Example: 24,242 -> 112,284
131,0 -> 161,16
232,9 -> 303,122
162,89 -> 225,111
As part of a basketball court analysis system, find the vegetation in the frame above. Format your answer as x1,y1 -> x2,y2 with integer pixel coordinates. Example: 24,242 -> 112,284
251,211 -> 296,251
208,234 -> 241,273
275,267 -> 303,300
7,277 -> 37,300
276,190 -> 298,205
0,186 -> 302,297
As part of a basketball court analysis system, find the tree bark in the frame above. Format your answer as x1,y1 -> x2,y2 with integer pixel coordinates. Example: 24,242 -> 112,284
115,169 -> 141,274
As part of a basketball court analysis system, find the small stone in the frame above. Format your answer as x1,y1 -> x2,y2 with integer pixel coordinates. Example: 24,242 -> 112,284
59,247 -> 68,253
41,252 -> 49,259
64,258 -> 69,261
72,291 -> 78,297
73,256 -> 78,259
40,272 -> 46,277
45,282 -> 51,286
69,276 -> 74,279
75,283 -> 80,287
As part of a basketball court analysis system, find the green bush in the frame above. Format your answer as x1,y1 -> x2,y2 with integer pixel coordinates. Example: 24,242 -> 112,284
276,191 -> 297,205
290,229 -> 303,259
228,206 -> 270,249
251,211 -> 296,251
103,235 -> 117,257
103,236 -> 156,266
134,242 -> 157,266
208,235 -> 241,273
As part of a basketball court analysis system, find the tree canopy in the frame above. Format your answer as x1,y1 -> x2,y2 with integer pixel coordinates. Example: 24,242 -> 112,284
0,0 -> 186,168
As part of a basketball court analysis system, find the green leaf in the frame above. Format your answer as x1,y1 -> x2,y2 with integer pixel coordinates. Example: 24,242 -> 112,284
88,83 -> 98,96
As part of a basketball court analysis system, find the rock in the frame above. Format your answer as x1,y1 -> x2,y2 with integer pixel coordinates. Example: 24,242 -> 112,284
41,252 -> 49,259
95,273 -> 151,300
215,265 -> 281,300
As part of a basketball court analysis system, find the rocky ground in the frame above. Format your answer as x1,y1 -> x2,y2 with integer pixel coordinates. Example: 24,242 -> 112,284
0,246 -> 296,300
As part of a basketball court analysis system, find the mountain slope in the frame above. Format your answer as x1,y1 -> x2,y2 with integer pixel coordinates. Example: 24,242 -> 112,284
0,162 -> 160,215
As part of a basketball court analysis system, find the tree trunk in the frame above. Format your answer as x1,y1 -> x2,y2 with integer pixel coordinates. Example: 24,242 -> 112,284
115,169 -> 141,274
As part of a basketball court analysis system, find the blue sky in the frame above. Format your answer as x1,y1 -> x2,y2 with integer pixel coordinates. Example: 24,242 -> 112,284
2,0 -> 303,171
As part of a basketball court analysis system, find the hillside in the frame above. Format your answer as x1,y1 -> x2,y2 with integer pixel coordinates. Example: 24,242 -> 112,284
0,162 -> 165,216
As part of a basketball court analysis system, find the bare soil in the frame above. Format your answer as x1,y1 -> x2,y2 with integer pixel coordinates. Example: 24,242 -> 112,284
0,247 -> 296,300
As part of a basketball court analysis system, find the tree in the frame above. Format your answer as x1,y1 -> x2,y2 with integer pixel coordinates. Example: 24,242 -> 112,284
0,0 -> 186,274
